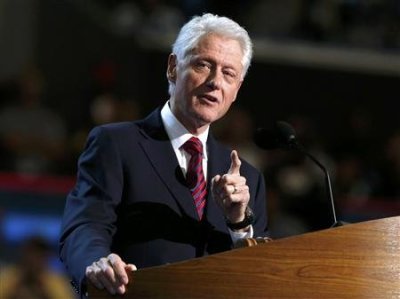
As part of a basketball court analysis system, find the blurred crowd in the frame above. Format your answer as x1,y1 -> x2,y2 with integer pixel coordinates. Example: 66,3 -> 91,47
0,236 -> 76,299
90,0 -> 400,50
0,64 -> 141,175
241,0 -> 400,49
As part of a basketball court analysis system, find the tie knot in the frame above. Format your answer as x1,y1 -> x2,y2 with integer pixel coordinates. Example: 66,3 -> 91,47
182,137 -> 203,156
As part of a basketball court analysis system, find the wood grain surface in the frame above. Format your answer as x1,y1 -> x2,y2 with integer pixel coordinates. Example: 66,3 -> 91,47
89,216 -> 400,299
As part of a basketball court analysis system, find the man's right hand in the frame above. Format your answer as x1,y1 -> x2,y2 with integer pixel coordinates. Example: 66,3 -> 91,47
85,253 -> 136,295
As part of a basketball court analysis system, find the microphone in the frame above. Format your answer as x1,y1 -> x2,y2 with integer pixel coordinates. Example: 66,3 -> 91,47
254,121 -> 297,150
254,121 -> 345,227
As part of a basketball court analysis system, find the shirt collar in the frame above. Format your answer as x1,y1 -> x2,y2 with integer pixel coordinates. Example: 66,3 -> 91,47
161,101 -> 209,158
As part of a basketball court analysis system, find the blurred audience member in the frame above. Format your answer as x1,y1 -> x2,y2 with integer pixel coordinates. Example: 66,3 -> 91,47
68,93 -> 141,172
266,187 -> 310,238
0,66 -> 67,175
374,131 -> 400,199
243,0 -> 302,39
330,109 -> 380,211
334,153 -> 372,198
0,236 -> 75,299
136,0 -> 185,47
109,2 -> 143,36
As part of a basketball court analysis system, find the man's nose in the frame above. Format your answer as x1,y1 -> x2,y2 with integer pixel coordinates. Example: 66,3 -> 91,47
206,70 -> 222,89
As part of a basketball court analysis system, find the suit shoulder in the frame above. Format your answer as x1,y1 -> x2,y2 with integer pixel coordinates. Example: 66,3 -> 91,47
96,121 -> 139,132
89,121 -> 141,138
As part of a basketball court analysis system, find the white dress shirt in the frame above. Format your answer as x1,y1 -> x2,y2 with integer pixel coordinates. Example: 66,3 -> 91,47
160,102 -> 253,241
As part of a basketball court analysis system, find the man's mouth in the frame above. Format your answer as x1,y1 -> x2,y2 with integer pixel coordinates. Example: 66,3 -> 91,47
199,94 -> 218,103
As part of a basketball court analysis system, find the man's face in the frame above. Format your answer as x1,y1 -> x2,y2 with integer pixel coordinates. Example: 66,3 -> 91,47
168,34 -> 244,134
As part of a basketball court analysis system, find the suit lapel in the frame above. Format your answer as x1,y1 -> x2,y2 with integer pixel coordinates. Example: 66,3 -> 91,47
205,134 -> 231,231
137,109 -> 198,219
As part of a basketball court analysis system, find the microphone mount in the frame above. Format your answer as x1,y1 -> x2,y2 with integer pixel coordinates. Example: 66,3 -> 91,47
254,121 -> 345,228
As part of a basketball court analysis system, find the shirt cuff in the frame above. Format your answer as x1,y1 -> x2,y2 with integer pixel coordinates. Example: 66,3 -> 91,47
228,225 -> 254,244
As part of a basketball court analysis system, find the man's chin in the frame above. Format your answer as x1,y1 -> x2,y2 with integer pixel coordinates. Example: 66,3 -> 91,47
195,112 -> 220,126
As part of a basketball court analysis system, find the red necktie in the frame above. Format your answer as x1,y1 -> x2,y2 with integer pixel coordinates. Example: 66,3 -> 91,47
182,137 -> 207,220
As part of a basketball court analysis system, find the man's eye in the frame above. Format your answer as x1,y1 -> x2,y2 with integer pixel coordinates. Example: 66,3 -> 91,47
224,70 -> 237,79
196,61 -> 210,69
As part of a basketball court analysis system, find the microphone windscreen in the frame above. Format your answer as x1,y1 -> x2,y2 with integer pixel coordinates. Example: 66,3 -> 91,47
253,127 -> 280,150
276,121 -> 296,143
254,121 -> 297,150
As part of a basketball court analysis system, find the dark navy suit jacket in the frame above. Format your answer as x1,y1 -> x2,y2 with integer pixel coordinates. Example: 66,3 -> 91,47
59,108 -> 268,296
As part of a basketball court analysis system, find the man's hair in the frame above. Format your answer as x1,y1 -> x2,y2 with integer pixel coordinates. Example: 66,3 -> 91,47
168,13 -> 253,95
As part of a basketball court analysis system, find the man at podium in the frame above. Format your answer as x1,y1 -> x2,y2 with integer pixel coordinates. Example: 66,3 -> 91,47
59,13 -> 268,298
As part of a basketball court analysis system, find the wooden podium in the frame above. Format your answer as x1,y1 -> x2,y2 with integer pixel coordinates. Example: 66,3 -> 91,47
89,216 -> 400,298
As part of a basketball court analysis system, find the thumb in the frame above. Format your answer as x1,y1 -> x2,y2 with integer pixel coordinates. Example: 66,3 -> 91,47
227,150 -> 241,175
211,174 -> 221,185
211,175 -> 221,192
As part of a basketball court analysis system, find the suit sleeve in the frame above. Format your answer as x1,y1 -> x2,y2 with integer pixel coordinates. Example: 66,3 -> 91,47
59,126 -> 124,296
252,171 -> 269,238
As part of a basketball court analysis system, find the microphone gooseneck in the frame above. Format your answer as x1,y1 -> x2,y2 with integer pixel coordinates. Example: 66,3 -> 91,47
254,121 -> 343,228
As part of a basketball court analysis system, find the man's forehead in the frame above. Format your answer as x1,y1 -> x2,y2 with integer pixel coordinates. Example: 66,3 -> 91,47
187,35 -> 243,64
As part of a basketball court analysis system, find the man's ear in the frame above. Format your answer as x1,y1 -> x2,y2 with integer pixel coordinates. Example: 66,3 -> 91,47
167,54 -> 177,82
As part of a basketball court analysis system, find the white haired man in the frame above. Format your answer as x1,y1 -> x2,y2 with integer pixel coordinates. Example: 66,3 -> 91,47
60,13 -> 268,298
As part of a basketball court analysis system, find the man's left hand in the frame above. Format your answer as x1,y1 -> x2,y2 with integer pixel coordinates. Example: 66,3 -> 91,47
211,150 -> 250,226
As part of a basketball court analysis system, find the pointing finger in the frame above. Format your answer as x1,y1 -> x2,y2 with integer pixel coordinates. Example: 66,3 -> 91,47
227,150 -> 241,175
